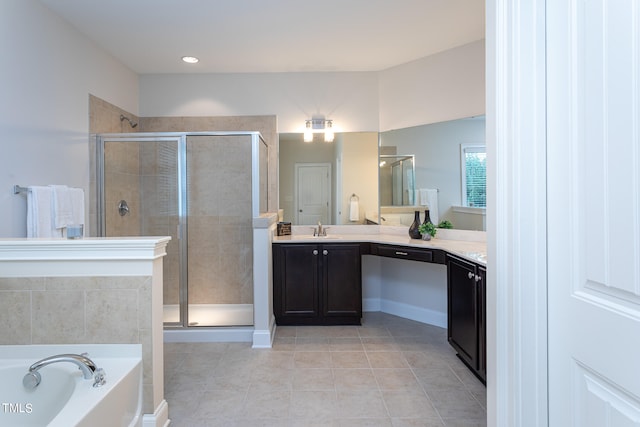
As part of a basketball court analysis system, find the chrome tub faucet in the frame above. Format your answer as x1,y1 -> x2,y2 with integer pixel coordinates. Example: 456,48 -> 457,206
23,353 -> 105,389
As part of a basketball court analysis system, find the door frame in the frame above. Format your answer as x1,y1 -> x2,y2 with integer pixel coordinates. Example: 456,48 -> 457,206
487,0 -> 549,426
293,162 -> 332,225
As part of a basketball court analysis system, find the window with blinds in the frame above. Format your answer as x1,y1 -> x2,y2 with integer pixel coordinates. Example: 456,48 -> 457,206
460,144 -> 486,208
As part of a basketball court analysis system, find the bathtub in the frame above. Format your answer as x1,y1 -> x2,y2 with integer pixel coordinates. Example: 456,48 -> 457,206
0,344 -> 142,427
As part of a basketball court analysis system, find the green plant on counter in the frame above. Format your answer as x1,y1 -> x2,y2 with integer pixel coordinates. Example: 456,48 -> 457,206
437,220 -> 453,229
418,222 -> 437,238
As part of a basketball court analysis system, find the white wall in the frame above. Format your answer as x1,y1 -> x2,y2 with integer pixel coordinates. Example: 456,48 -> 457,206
0,0 -> 139,238
378,40 -> 486,132
0,0 -> 485,237
139,40 -> 485,135
140,72 -> 380,133
362,256 -> 448,328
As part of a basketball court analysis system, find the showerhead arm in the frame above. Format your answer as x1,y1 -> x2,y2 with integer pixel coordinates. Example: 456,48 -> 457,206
120,114 -> 138,128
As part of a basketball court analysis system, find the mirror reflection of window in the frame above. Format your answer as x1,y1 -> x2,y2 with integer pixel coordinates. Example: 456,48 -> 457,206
460,144 -> 486,208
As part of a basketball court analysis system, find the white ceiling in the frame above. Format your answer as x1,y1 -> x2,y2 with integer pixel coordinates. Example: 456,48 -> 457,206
39,0 -> 485,74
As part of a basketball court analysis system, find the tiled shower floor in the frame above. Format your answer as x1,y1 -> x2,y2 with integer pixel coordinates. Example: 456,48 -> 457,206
164,312 -> 487,427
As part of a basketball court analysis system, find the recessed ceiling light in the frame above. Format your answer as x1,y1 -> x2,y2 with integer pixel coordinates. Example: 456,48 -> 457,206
181,56 -> 199,64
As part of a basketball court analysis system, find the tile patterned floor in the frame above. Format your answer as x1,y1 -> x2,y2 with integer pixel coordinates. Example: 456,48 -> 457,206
164,313 -> 487,427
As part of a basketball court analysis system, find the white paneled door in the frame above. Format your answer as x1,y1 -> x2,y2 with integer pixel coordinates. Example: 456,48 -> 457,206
295,163 -> 331,226
547,1 -> 640,425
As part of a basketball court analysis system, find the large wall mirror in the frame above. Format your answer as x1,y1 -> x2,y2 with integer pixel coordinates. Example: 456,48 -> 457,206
279,132 -> 379,226
278,116 -> 485,230
378,116 -> 486,231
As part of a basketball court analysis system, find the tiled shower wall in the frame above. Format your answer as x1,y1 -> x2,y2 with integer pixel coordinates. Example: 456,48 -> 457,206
186,135 -> 253,305
89,96 -> 276,308
140,142 -> 180,305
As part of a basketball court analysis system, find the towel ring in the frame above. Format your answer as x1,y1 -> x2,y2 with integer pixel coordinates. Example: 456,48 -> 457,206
350,193 -> 359,201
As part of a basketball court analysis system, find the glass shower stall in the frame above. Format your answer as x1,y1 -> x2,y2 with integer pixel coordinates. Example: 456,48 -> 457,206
95,132 -> 268,329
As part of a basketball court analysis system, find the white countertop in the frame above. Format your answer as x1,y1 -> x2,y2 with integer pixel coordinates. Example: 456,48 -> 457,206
273,225 -> 486,266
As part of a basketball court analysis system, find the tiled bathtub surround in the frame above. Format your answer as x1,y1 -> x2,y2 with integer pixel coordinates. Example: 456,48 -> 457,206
0,276 -> 150,345
0,237 -> 170,426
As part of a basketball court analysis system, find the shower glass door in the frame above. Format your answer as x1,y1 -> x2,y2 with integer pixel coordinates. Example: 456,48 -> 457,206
185,135 -> 254,327
97,133 -> 259,328
98,135 -> 185,327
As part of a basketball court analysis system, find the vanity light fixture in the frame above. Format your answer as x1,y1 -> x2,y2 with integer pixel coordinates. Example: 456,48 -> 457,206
324,120 -> 334,142
303,118 -> 334,143
304,120 -> 313,142
181,56 -> 199,64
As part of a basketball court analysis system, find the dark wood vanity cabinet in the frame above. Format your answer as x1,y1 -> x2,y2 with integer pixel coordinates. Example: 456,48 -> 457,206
273,243 -> 363,325
446,254 -> 486,383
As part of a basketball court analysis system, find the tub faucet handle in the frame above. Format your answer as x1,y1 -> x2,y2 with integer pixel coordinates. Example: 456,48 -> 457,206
93,367 -> 106,388
22,371 -> 41,390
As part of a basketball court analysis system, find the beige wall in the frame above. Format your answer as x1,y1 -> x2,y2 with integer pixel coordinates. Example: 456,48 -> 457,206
338,132 -> 379,224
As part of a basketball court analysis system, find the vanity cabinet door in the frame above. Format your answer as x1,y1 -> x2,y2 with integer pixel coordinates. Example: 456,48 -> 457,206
273,244 -> 319,321
447,255 -> 479,372
477,265 -> 486,382
273,243 -> 362,325
321,244 -> 362,320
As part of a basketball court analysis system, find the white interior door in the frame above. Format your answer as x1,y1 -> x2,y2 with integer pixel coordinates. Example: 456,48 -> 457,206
295,163 -> 331,225
547,1 -> 640,425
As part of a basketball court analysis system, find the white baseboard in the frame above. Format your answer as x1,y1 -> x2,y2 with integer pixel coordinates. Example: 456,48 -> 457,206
142,399 -> 169,427
252,315 -> 276,348
364,298 -> 447,329
363,297 -> 381,312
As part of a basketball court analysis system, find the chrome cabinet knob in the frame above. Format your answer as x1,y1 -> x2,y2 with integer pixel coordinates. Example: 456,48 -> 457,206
468,272 -> 475,279
323,250 -> 328,255
313,249 -> 318,255
475,274 -> 482,282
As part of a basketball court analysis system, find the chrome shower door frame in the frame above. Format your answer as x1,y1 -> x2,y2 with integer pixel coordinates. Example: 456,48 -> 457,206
96,133 -> 189,328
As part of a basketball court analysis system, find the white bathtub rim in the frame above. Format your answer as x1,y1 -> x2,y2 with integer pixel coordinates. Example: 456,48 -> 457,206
0,344 -> 142,427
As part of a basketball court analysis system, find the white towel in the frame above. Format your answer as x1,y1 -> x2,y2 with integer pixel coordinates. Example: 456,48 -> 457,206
418,189 -> 429,206
349,199 -> 360,222
26,186 -> 61,238
51,185 -> 85,229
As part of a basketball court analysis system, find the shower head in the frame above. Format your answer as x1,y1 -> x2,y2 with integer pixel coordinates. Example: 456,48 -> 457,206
120,114 -> 138,128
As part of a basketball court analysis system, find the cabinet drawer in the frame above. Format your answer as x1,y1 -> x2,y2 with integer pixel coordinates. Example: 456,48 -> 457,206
374,244 -> 440,263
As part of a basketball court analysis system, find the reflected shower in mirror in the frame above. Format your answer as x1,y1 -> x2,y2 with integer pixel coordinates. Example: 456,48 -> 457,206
278,132 -> 378,226
379,116 -> 486,231
378,155 -> 415,206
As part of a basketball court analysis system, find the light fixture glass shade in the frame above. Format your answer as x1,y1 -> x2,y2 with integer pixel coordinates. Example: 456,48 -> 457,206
303,121 -> 313,142
324,120 -> 334,142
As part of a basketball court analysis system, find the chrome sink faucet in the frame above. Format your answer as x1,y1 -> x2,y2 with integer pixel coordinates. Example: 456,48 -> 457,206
313,221 -> 329,237
23,353 -> 105,389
